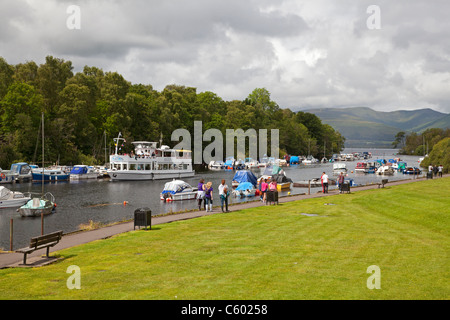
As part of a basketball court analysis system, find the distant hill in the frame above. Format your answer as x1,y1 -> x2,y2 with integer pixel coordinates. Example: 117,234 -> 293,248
304,107 -> 450,148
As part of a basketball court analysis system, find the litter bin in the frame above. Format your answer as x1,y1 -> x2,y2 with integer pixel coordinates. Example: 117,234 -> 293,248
426,172 -> 433,179
341,182 -> 351,193
134,207 -> 152,230
266,190 -> 279,205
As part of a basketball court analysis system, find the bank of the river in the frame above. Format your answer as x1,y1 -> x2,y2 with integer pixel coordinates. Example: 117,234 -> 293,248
0,176 -> 448,300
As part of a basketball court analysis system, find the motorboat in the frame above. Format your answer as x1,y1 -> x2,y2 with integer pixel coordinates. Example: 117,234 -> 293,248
234,159 -> 246,170
32,167 -> 70,182
293,177 -> 336,188
403,167 -> 421,175
223,157 -> 235,171
232,170 -> 258,188
70,165 -> 99,180
0,186 -> 31,209
293,178 -> 323,188
244,158 -> 259,169
18,193 -> 56,217
355,162 -> 369,173
9,162 -> 32,182
333,163 -> 347,173
208,160 -> 225,171
376,166 -> 395,175
160,180 -> 198,202
232,182 -> 257,198
0,170 -> 16,184
257,166 -> 292,191
303,156 -> 318,165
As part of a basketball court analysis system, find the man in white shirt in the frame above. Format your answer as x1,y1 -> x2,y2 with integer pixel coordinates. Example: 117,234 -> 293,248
321,172 -> 329,193
218,179 -> 230,212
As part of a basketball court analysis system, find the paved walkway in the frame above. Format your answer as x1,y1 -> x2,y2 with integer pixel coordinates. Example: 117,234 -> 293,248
1,174 -> 446,268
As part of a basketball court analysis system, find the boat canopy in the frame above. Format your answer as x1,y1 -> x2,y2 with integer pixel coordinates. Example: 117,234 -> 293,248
262,165 -> 282,176
235,182 -> 255,191
0,186 -> 12,200
333,163 -> 346,169
232,170 -> 257,186
70,166 -> 88,174
161,180 -> 193,194
289,156 -> 300,164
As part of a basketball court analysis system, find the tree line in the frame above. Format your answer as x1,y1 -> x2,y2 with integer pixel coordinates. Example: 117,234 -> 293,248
0,56 -> 345,169
393,128 -> 450,156
393,128 -> 450,173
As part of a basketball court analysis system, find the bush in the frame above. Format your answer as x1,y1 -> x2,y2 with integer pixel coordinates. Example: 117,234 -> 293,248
420,137 -> 450,173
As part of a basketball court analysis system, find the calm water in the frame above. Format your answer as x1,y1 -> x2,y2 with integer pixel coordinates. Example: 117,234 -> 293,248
0,149 -> 423,250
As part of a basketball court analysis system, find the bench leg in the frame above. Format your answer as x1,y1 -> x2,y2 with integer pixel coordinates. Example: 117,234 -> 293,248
23,253 -> 27,265
46,246 -> 50,258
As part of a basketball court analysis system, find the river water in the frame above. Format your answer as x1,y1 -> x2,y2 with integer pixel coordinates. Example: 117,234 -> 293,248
0,149 -> 423,250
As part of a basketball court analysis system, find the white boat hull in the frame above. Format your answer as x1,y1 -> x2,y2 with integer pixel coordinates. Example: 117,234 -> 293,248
70,173 -> 99,180
160,191 -> 198,201
109,170 -> 195,181
0,197 -> 31,209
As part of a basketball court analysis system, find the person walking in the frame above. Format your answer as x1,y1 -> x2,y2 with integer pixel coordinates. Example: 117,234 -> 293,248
218,179 -> 230,212
204,181 -> 214,212
260,178 -> 268,203
338,172 -> 345,193
321,172 -> 329,193
197,179 -> 206,210
438,164 -> 443,177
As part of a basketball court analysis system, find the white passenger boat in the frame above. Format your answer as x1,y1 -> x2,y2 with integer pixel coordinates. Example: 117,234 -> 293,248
0,186 -> 31,209
108,133 -> 195,181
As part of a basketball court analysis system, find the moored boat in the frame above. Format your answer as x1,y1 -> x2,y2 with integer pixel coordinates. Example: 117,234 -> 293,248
108,134 -> 195,181
232,182 -> 257,198
0,186 -> 31,209
160,180 -> 198,202
18,193 -> 56,217
376,166 -> 395,175
333,163 -> 347,173
232,170 -> 258,188
70,165 -> 99,180
32,167 -> 70,182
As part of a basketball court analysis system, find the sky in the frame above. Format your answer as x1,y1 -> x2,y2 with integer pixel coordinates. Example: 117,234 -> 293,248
1,0 -> 450,113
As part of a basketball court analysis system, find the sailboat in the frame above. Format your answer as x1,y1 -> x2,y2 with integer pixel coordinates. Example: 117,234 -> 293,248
18,113 -> 56,217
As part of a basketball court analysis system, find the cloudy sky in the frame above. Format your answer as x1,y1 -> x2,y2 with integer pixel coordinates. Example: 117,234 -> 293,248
1,0 -> 450,113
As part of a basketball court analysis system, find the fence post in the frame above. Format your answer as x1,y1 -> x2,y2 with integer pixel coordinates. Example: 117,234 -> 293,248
10,219 -> 13,252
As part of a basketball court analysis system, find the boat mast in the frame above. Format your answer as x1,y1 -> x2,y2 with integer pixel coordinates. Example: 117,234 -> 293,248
113,132 -> 125,155
41,112 -> 44,195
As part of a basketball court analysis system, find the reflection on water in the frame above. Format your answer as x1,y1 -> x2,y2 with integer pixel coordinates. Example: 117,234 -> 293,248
0,149 -> 422,250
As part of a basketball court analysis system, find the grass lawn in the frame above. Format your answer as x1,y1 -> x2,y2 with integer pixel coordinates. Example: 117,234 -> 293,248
0,178 -> 449,300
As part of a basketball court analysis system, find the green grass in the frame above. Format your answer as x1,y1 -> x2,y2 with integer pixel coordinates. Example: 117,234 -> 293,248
1,178 -> 449,300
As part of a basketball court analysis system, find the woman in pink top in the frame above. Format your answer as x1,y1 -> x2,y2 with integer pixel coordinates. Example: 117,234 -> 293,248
260,179 -> 268,202
269,179 -> 277,191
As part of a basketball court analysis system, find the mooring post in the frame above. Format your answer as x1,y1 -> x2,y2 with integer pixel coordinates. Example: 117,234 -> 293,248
10,219 -> 13,252
41,212 -> 44,235
308,180 -> 311,195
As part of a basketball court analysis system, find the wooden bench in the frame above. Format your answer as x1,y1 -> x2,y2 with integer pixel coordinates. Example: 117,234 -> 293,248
378,179 -> 389,188
16,230 -> 63,265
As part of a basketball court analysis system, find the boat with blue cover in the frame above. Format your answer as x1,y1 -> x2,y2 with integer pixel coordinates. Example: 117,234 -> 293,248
160,180 -> 198,202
